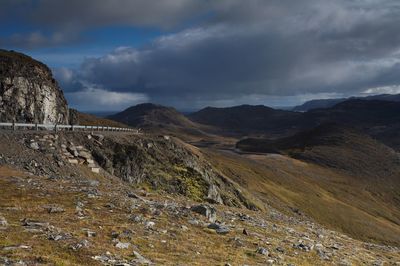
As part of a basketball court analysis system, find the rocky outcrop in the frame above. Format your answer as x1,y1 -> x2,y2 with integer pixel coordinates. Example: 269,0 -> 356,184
0,50 -> 68,124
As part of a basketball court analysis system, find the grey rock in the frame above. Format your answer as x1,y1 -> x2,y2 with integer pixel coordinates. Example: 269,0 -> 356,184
45,206 -> 65,214
86,230 -> 97,237
79,151 -> 92,160
115,242 -> 130,249
92,134 -> 104,142
0,216 -> 8,227
208,223 -> 230,235
207,184 -> 223,204
70,240 -> 90,251
133,251 -> 152,265
190,204 -> 217,222
29,142 -> 40,150
256,247 -> 269,255
293,242 -> 314,252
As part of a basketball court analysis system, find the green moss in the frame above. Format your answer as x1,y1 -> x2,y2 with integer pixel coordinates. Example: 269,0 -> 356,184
174,165 -> 207,201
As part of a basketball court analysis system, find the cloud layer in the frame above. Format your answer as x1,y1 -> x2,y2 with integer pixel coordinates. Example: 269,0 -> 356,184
3,0 -> 400,109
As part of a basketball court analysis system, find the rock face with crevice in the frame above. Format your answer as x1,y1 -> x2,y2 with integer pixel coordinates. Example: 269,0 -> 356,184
0,49 -> 68,124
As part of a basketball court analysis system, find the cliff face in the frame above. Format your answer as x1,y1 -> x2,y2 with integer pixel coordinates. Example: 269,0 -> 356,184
0,50 -> 68,124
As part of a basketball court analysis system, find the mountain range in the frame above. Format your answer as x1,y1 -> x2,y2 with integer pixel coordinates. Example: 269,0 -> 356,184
292,93 -> 400,111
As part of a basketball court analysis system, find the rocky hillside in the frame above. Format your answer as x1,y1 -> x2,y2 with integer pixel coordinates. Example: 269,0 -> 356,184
0,131 -> 399,265
0,131 -> 257,210
0,50 -> 68,124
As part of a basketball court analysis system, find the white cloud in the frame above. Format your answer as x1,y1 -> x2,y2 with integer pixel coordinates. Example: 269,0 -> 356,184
65,87 -> 149,111
363,85 -> 400,95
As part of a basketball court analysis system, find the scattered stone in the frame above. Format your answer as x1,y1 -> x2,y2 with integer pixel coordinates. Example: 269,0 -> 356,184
133,250 -> 152,265
180,225 -> 189,231
29,142 -> 40,150
145,221 -> 155,228
78,151 -> 92,160
266,259 -> 275,265
130,214 -> 144,223
3,245 -> 31,251
242,228 -> 248,235
115,242 -> 130,249
44,205 -> 65,214
68,158 -> 79,164
256,247 -> 269,256
190,204 -> 217,222
48,234 -> 64,241
70,240 -> 90,251
90,167 -> 100,174
105,203 -> 115,209
0,216 -> 8,228
92,134 -> 104,142
86,230 -> 97,237
22,218 -> 49,232
293,242 -> 314,252
207,223 -> 230,234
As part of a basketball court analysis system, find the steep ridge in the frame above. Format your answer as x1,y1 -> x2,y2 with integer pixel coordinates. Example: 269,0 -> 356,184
0,50 -> 68,124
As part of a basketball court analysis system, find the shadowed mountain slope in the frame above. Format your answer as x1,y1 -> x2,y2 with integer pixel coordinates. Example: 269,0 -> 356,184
189,105 -> 303,135
237,123 -> 400,179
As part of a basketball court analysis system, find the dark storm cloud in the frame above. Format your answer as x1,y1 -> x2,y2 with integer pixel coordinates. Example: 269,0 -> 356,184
68,0 -> 400,106
3,0 -> 400,108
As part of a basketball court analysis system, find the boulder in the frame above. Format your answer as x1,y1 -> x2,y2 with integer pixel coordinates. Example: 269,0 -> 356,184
190,204 -> 217,222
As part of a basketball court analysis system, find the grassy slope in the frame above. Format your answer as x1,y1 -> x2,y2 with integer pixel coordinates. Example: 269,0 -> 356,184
206,149 -> 400,246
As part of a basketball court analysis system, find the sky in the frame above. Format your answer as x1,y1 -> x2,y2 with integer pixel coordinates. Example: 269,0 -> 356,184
2,0 -> 400,112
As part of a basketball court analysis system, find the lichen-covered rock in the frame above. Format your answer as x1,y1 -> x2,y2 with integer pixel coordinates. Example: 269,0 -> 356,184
0,49 -> 68,124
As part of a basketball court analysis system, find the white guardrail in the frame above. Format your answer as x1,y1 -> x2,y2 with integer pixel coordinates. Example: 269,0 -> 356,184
0,122 -> 138,133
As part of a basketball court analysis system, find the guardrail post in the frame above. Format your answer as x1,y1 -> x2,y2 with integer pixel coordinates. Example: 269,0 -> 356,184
71,125 -> 74,131
12,121 -> 15,131
35,123 -> 38,131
